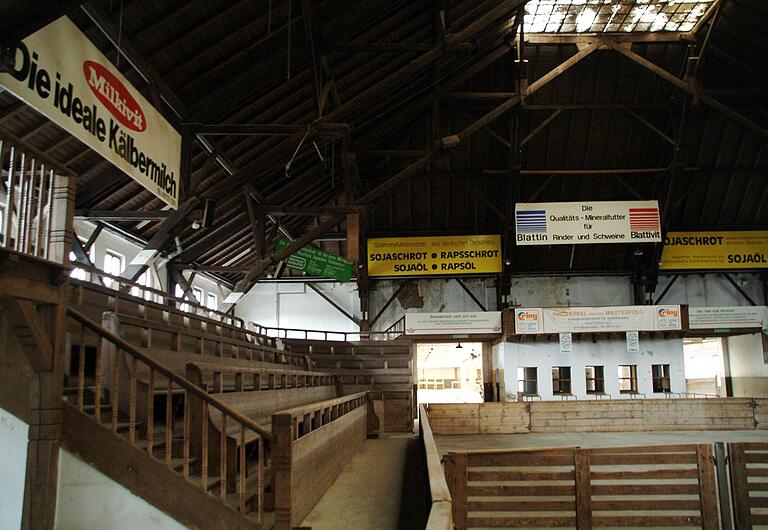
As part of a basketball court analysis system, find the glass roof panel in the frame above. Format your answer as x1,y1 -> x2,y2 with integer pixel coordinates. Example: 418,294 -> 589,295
523,0 -> 715,33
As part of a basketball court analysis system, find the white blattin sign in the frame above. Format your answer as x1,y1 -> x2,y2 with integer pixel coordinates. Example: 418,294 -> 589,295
0,17 -> 181,208
515,201 -> 661,245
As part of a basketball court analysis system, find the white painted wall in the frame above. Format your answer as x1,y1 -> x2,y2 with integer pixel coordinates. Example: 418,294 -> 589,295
235,282 -> 360,333
370,278 -> 496,331
501,337 -> 686,401
726,333 -> 768,397
0,408 -> 28,530
508,273 -> 763,308
74,220 -> 230,310
55,449 -> 185,530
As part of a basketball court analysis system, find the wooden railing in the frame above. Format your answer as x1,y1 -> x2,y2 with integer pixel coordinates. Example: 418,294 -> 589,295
249,322 -> 406,342
419,405 -> 453,530
272,392 -> 372,529
71,264 -> 246,328
66,307 -> 269,522
444,443 -> 720,530
70,276 -> 308,367
0,130 -> 74,264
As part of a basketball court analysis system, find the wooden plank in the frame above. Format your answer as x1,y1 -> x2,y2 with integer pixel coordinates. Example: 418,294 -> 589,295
469,484 -> 575,497
593,515 -> 702,527
590,468 -> 698,480
729,444 -> 753,530
592,499 -> 702,511
468,500 -> 574,512
468,452 -> 574,467
467,516 -> 576,528
575,451 -> 592,530
591,484 -> 700,496
589,453 -> 698,466
696,444 -> 719,530
468,470 -> 574,481
444,452 -> 468,530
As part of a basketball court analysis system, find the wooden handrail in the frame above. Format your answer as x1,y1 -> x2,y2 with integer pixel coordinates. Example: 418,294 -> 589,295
188,360 -> 331,378
67,306 -> 274,442
71,265 -> 245,327
274,391 -> 369,420
252,323 -> 406,342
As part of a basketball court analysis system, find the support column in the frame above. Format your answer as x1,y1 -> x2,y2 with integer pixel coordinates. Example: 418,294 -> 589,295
481,342 -> 496,402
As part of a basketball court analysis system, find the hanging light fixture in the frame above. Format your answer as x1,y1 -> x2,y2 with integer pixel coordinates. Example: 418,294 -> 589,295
456,342 -> 463,349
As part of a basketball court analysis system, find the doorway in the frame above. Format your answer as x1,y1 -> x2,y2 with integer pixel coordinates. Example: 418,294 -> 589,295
683,338 -> 726,396
416,342 -> 483,404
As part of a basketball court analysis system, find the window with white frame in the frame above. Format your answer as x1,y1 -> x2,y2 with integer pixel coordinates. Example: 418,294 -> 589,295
206,292 -> 218,313
175,285 -> 190,312
130,270 -> 153,301
103,250 -> 124,288
192,287 -> 204,311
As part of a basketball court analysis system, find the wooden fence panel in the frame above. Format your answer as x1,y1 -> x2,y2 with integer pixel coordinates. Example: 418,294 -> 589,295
730,442 -> 768,530
445,443 -> 720,530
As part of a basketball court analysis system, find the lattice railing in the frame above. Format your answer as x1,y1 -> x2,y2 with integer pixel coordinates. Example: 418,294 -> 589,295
0,129 -> 74,264
66,306 -> 270,522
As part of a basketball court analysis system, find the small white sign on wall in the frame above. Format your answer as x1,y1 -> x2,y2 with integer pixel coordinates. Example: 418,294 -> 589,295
626,331 -> 640,352
559,332 -> 572,353
405,312 -> 502,335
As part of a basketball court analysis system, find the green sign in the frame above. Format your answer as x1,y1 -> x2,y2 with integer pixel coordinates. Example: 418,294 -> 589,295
275,238 -> 354,282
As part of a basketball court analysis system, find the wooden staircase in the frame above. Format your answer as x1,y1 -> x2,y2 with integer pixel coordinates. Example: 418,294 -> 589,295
63,307 -> 275,529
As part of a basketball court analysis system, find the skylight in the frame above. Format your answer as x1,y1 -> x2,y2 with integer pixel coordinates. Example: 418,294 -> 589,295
523,0 -> 715,34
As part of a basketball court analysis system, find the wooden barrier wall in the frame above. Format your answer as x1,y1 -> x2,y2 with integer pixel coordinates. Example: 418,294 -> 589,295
428,398 -> 768,435
444,444 -> 720,529
419,405 -> 453,530
272,393 -> 370,529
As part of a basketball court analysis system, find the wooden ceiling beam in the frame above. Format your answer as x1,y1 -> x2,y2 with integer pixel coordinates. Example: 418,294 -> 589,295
606,39 -> 768,142
204,0 -> 527,201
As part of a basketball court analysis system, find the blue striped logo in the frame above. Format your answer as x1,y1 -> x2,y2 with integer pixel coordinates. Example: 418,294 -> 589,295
516,210 -> 547,233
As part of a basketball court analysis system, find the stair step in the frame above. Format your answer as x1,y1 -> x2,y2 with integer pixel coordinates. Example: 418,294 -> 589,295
82,403 -> 112,413
171,457 -> 198,473
63,385 -> 97,396
187,474 -> 222,493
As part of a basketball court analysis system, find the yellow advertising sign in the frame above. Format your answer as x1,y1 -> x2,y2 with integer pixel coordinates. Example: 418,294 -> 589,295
660,231 -> 768,270
367,235 -> 502,277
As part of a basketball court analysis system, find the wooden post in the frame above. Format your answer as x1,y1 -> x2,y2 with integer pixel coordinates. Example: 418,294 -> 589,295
47,174 -> 75,264
346,212 -> 360,263
714,442 -> 734,530
696,444 -> 719,530
729,443 -> 752,530
444,452 -> 468,529
272,413 -> 294,530
575,450 -> 592,530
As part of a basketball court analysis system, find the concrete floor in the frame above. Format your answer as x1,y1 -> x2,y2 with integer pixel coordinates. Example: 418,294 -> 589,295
300,433 -> 426,530
435,429 -> 768,455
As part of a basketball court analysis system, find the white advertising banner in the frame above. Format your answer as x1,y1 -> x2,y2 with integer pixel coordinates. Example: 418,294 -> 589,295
689,306 -> 768,330
405,312 -> 502,336
0,17 -> 181,208
515,201 -> 661,245
559,333 -> 573,353
514,305 -> 682,334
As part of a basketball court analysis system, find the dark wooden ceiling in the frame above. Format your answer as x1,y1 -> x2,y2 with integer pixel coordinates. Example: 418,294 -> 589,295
1,0 -> 766,284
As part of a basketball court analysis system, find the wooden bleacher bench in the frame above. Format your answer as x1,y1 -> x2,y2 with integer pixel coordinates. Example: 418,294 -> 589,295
185,361 -> 341,490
